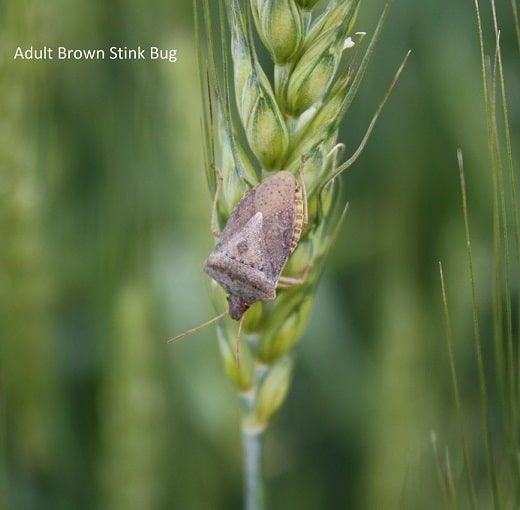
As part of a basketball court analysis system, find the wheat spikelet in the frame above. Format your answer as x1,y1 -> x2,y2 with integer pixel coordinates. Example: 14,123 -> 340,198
194,0 -> 407,506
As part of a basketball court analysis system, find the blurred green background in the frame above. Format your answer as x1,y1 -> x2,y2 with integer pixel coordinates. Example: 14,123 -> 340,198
1,0 -> 519,509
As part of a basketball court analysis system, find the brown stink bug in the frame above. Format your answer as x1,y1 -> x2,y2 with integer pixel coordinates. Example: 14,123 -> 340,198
204,170 -> 307,320
168,169 -> 308,356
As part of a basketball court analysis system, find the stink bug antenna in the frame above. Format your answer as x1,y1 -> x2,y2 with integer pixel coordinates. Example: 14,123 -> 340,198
167,311 -> 227,344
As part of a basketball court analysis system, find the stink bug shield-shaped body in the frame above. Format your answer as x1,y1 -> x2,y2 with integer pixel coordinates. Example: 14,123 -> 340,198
204,171 -> 307,320
167,170 -> 307,346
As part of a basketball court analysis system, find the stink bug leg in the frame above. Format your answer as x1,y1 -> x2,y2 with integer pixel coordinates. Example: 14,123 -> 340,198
277,265 -> 311,289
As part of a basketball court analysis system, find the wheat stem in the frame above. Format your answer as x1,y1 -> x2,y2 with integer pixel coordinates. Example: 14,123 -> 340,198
242,427 -> 265,510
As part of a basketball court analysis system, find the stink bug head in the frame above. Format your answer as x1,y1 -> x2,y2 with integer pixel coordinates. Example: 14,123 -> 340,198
227,295 -> 250,321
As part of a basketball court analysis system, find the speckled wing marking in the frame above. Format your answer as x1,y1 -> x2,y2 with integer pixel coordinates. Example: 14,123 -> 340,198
215,188 -> 258,247
215,171 -> 299,280
220,212 -> 271,275
254,171 -> 298,281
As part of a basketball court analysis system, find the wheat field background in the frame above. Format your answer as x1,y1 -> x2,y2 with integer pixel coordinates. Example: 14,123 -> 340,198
1,0 -> 519,509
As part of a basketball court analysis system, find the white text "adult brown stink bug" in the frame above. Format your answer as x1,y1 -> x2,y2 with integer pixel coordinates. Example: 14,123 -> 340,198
169,170 -> 308,346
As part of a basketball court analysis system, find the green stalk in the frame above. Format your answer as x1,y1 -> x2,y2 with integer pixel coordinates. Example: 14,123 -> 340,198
439,261 -> 478,510
440,0 -> 518,503
458,149 -> 501,509
242,425 -> 265,510
240,365 -> 267,510
492,9 -> 520,485
511,0 -> 520,50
